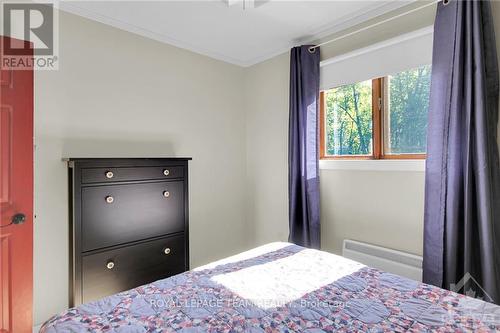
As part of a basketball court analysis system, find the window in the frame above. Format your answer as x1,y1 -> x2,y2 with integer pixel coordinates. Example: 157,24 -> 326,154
320,65 -> 431,159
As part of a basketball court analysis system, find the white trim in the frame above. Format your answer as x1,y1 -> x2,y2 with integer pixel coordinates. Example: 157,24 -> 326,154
250,1 -> 413,67
320,25 -> 434,68
319,24 -> 433,90
319,159 -> 425,172
57,1 -> 247,66
51,0 -> 415,67
342,239 -> 423,281
293,1 -> 412,45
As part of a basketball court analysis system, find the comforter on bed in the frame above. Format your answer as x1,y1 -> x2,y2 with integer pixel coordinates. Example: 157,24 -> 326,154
41,243 -> 500,332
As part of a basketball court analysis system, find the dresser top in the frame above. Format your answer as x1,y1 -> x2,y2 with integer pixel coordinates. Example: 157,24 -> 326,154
64,158 -> 192,168
63,157 -> 192,161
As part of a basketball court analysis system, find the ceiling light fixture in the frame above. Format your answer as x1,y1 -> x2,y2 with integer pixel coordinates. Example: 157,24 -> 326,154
222,0 -> 269,10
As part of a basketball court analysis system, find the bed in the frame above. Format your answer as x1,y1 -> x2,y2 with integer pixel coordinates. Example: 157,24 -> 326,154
41,242 -> 500,332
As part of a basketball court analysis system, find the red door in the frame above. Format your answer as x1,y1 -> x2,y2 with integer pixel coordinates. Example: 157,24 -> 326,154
0,36 -> 34,332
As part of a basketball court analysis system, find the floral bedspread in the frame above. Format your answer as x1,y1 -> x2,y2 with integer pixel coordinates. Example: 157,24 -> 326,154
41,242 -> 500,332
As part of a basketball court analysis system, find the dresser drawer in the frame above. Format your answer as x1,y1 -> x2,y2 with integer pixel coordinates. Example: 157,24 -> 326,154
82,234 -> 186,303
81,166 -> 184,184
81,181 -> 185,251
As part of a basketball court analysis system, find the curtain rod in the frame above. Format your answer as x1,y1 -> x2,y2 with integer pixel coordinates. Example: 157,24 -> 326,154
308,0 -> 443,53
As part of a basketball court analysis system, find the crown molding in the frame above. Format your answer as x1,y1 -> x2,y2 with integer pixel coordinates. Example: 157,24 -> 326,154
57,1 -> 248,66
241,1 -> 417,67
320,25 -> 433,68
54,0 -> 419,68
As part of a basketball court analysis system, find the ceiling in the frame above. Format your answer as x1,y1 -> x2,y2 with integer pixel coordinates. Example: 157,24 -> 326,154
59,0 -> 413,67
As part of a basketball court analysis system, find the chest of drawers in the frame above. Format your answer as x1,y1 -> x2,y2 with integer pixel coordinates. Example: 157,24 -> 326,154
67,158 -> 190,306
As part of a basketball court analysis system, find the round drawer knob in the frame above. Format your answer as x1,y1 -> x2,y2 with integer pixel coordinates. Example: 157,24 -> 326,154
105,196 -> 114,204
105,171 -> 114,179
163,191 -> 170,198
164,248 -> 171,255
163,169 -> 170,176
106,261 -> 115,269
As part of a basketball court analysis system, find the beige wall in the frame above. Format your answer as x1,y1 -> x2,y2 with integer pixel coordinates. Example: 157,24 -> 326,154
244,53 -> 290,245
244,1 -> 500,258
320,171 -> 425,255
319,2 -> 436,60
33,0 -> 500,327
34,11 -> 249,325
243,53 -> 427,256
243,2 -> 437,257
314,4 -> 437,257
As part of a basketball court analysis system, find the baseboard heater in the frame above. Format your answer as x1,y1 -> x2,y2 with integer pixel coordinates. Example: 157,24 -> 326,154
342,239 -> 423,281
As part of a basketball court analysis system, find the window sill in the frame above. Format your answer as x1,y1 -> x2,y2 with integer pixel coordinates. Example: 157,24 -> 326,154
319,159 -> 425,172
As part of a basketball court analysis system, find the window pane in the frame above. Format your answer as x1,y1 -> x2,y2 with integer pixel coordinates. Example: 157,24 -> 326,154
324,80 -> 373,156
385,65 -> 431,155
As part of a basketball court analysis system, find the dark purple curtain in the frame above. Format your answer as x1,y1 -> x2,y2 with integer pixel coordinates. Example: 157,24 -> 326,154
423,0 -> 500,304
288,45 -> 321,249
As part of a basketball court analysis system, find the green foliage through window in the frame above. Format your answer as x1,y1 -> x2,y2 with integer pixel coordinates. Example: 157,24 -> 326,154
323,65 -> 431,158
386,65 -> 431,154
325,80 -> 373,156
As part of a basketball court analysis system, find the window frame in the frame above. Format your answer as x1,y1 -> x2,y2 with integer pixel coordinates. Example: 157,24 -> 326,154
319,77 -> 427,160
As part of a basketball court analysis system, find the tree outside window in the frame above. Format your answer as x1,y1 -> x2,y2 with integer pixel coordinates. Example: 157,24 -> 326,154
320,65 -> 431,160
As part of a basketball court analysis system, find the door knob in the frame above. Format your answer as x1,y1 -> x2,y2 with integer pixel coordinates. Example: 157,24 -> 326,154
11,213 -> 26,225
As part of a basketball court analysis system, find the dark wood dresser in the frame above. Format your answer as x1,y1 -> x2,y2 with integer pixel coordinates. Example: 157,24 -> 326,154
67,158 -> 190,306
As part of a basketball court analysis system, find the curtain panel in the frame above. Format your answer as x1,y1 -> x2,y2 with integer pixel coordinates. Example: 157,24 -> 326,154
288,46 -> 321,249
423,0 -> 500,304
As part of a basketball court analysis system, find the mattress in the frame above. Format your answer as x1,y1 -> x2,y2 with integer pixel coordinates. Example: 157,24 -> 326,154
41,242 -> 500,332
